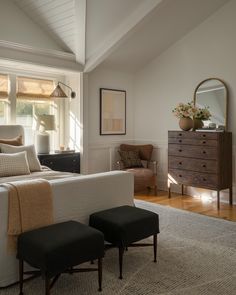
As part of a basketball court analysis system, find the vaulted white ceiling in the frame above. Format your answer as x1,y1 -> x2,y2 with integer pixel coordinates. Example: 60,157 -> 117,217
0,0 -> 231,72
101,0 -> 230,73
86,0 -> 143,60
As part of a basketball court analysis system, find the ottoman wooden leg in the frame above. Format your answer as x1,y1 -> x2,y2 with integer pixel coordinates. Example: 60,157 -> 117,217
153,234 -> 157,263
98,258 -> 102,292
45,276 -> 50,295
119,246 -> 125,279
19,259 -> 24,295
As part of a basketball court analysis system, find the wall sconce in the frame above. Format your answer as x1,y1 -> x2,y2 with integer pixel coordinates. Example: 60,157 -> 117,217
50,82 -> 76,99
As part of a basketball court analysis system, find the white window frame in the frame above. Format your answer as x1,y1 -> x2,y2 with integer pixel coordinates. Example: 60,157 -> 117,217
0,71 -> 67,148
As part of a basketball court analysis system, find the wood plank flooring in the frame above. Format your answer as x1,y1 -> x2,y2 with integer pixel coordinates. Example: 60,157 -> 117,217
135,190 -> 236,222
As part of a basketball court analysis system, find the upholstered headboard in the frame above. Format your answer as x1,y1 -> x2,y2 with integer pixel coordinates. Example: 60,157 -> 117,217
0,125 -> 25,144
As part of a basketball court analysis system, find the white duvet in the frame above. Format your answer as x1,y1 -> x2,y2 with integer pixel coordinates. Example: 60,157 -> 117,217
0,170 -> 134,287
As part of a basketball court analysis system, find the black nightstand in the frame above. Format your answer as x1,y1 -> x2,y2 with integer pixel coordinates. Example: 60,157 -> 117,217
38,152 -> 80,173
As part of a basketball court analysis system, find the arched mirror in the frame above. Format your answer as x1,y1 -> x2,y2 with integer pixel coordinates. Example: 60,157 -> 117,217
193,78 -> 228,130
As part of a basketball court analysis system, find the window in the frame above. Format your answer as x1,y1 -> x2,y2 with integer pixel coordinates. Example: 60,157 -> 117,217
16,76 -> 57,145
0,101 -> 7,124
0,74 -> 9,124
0,72 -> 74,151
16,100 -> 56,145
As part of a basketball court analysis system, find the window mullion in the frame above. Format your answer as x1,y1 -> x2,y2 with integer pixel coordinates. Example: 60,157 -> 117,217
9,74 -> 16,124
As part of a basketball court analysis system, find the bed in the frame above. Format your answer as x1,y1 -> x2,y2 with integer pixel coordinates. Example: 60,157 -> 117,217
0,125 -> 134,287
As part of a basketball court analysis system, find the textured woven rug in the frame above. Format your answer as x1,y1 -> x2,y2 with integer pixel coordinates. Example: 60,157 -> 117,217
1,200 -> 236,295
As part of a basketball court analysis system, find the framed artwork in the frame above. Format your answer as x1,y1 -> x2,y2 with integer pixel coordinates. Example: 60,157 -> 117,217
100,88 -> 126,135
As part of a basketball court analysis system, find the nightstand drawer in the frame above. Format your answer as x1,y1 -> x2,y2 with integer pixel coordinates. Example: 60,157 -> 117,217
38,153 -> 80,173
168,144 -> 217,160
169,169 -> 218,189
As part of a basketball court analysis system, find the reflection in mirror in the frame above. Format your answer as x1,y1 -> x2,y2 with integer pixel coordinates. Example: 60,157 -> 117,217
194,78 -> 228,130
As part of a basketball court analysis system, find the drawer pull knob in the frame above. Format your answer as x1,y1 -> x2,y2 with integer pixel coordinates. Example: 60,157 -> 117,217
203,178 -> 206,181
202,134 -> 206,137
179,139 -> 182,143
73,159 -> 76,162
202,141 -> 206,144
179,175 -> 182,177
50,161 -> 53,165
179,133 -> 182,136
179,162 -> 182,165
179,149 -> 182,152
203,151 -> 206,154
202,164 -> 206,168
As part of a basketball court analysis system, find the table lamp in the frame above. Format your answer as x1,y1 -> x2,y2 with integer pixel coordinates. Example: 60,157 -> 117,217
36,114 -> 56,154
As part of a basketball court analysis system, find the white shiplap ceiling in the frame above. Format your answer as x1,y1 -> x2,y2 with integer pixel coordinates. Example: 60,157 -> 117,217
12,0 -> 75,53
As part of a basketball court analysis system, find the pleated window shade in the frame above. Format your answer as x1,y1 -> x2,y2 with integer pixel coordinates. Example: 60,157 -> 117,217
16,76 -> 55,100
0,74 -> 9,99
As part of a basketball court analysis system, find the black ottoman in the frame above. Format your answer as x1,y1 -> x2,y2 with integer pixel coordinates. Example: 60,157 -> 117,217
89,205 -> 159,279
17,220 -> 104,295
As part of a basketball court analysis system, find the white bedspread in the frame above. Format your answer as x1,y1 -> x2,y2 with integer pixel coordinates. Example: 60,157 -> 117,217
0,170 -> 134,287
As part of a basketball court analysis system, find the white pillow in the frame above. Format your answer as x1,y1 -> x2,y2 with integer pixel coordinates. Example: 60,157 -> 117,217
0,144 -> 41,172
0,151 -> 30,177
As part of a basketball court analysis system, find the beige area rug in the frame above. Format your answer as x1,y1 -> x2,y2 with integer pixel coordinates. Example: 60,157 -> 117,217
1,200 -> 236,295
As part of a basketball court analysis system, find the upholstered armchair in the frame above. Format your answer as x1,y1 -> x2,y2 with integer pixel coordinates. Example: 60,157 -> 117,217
117,144 -> 157,195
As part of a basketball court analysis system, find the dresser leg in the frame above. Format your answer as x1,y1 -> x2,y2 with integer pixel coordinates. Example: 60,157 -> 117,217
229,187 -> 233,206
181,184 -> 184,195
217,191 -> 220,210
168,186 -> 171,198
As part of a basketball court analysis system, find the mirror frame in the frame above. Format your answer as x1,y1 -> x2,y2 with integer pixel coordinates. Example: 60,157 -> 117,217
193,78 -> 228,131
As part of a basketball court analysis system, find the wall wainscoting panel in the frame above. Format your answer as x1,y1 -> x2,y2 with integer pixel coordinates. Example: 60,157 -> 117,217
88,140 -> 134,174
88,139 -> 236,204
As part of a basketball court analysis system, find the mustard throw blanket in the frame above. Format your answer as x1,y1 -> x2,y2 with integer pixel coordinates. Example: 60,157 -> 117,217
3,179 -> 53,252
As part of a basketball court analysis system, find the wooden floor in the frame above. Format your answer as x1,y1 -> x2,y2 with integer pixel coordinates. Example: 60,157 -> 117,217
135,190 -> 236,222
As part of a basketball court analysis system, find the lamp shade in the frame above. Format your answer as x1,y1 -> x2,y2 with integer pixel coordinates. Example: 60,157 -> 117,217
50,82 -> 76,99
50,84 -> 68,98
37,114 -> 56,131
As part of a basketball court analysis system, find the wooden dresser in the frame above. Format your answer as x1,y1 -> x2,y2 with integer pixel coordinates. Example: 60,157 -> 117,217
168,131 -> 232,209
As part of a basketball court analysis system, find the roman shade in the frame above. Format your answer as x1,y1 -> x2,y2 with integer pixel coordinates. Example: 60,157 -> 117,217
0,74 -> 9,99
16,76 -> 55,100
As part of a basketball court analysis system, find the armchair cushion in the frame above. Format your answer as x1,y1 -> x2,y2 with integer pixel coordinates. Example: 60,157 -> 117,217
120,144 -> 153,161
118,150 -> 143,168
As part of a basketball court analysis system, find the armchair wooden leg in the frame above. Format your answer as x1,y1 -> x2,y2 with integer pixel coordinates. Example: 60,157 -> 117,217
154,185 -> 157,196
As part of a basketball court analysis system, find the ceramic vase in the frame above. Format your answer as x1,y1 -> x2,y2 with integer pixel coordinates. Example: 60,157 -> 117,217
192,118 -> 204,131
179,118 -> 193,131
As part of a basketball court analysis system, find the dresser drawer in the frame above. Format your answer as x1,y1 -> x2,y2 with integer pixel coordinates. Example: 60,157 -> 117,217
169,169 -> 218,189
168,156 -> 218,173
168,144 -> 218,160
168,137 -> 217,147
168,131 -> 218,140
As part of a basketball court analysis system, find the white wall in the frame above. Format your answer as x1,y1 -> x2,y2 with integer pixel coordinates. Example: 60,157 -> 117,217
134,0 -> 236,202
86,66 -> 134,173
86,0 -> 143,60
0,0 -> 63,51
